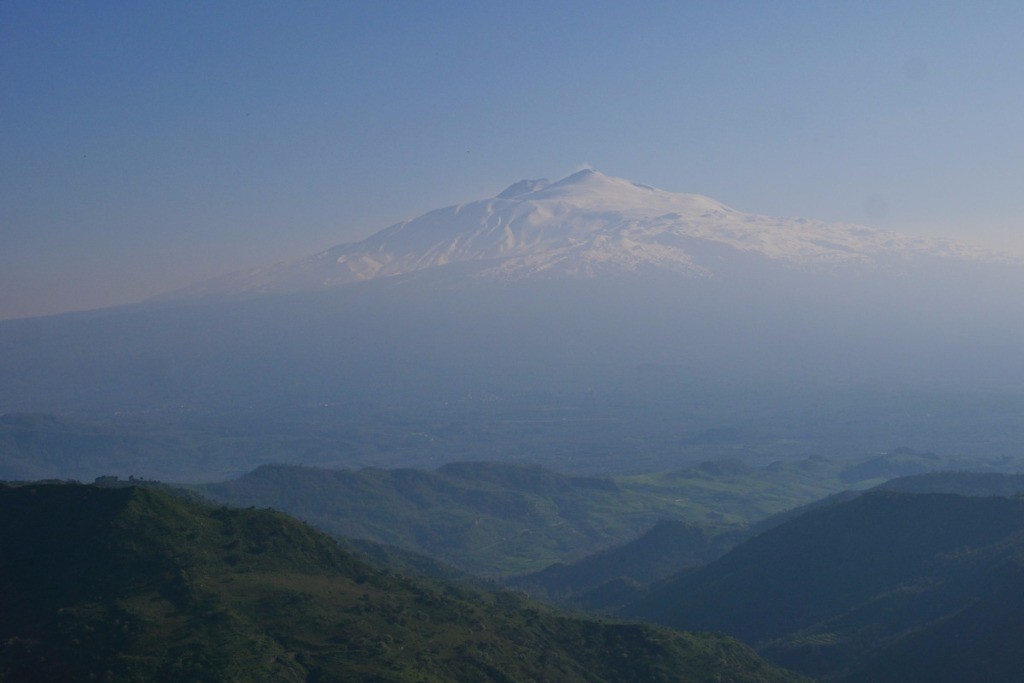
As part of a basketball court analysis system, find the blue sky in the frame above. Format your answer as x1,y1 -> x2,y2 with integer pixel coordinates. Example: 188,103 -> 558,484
3,1 -> 1024,319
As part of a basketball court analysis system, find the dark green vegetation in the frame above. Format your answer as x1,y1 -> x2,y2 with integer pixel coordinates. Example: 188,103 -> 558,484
622,490 -> 1024,681
507,490 -> 876,613
877,470 -> 1024,496
198,461 -> 692,576
508,520 -> 732,611
195,450 -> 1000,576
0,483 -> 801,682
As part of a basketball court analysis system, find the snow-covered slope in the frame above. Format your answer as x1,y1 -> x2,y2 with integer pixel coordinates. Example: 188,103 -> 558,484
164,170 -> 997,299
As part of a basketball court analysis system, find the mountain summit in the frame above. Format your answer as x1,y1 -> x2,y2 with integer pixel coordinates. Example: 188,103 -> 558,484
3,173 -> 1024,476
162,170 -> 991,300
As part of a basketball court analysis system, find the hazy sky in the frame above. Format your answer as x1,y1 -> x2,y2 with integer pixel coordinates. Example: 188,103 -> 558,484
3,1 -> 1024,320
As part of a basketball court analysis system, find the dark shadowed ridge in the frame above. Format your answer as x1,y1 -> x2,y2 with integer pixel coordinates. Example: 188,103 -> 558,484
622,490 -> 1024,680
507,519 -> 734,611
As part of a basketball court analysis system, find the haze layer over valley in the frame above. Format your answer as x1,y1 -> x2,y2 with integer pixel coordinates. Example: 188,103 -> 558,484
2,171 -> 1024,482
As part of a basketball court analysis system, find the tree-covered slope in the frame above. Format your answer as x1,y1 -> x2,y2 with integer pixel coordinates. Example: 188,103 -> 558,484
876,470 -> 1024,496
196,461 -> 722,576
508,520 -> 733,610
0,483 -> 800,682
622,491 -> 1024,680
195,454 -> 947,577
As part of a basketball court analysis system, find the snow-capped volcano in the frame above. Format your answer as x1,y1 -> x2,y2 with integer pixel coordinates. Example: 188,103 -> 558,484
8,171 -> 1024,472
166,170 -> 995,299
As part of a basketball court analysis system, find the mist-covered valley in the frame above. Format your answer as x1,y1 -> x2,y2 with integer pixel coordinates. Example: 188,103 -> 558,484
5,174 -> 1024,484
6,172 -> 1024,679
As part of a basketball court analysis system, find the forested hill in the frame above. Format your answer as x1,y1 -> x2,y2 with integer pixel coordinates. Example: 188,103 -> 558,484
192,454 -> 942,577
622,491 -> 1024,680
0,483 -> 800,682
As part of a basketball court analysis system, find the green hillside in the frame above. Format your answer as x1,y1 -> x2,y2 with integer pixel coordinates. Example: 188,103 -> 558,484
526,469 -> 1024,613
508,520 -> 733,610
876,470 -> 1024,496
0,483 -> 801,682
196,453 -> 956,576
622,491 -> 1024,680
197,461 -> 689,575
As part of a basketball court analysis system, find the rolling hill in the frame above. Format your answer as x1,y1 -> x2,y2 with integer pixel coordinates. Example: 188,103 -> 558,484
0,482 -> 800,682
194,455 -> 946,576
622,490 -> 1024,680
